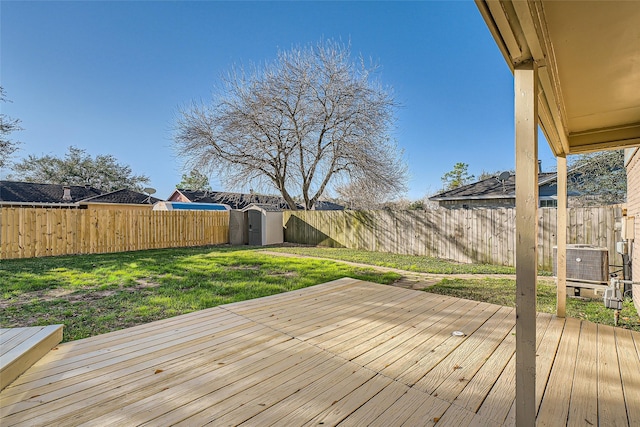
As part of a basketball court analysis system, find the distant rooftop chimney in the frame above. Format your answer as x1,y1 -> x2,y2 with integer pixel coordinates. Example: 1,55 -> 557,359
538,160 -> 542,173
62,186 -> 72,201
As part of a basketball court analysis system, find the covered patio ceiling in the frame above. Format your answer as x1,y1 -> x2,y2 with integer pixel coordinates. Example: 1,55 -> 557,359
476,0 -> 640,155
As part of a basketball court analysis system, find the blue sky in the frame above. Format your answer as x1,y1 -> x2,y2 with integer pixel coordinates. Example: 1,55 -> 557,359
1,1 -> 556,200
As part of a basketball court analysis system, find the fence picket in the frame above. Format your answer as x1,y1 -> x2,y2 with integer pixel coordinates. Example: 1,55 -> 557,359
283,206 -> 621,268
0,208 -> 229,259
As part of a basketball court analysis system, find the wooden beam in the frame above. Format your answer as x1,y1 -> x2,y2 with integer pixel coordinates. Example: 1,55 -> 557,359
538,66 -> 571,155
556,155 -> 567,318
567,123 -> 640,153
485,0 -> 523,61
474,0 -> 515,73
515,60 -> 538,427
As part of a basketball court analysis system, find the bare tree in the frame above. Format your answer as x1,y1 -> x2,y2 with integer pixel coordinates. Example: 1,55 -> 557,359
174,39 -> 407,210
335,179 -> 388,210
0,87 -> 23,169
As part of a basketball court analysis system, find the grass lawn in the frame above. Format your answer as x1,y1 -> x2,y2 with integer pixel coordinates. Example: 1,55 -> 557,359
0,246 -> 400,342
428,277 -> 640,331
266,246 -> 521,274
3,245 -> 637,342
266,246 -> 638,331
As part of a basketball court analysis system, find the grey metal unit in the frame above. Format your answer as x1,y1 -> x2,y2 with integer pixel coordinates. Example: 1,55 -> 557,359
553,244 -> 609,283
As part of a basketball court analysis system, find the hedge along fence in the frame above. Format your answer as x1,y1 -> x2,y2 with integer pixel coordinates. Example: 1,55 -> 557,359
283,206 -> 622,270
0,207 -> 230,260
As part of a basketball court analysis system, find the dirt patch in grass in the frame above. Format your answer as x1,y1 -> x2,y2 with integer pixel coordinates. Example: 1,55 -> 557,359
0,247 -> 400,342
0,279 -> 163,309
134,279 -> 163,289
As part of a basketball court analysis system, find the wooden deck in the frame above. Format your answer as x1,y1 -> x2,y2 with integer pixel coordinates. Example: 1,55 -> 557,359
1,278 -> 638,426
1,325 -> 63,391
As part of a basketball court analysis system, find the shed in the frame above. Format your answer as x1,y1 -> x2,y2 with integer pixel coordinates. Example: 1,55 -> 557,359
242,204 -> 283,246
228,210 -> 248,246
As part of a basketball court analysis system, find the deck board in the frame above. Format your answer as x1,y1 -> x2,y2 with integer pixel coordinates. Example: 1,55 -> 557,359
597,324 -> 629,426
2,314 -> 255,399
616,328 -> 640,424
537,317 -> 581,426
567,320 -> 598,426
179,352 -> 336,426
1,279 -> 638,426
0,325 -> 63,391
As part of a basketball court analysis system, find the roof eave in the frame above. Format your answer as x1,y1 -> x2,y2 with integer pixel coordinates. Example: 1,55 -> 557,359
430,195 -> 515,202
475,0 -> 640,156
79,202 -> 156,206
0,202 -> 81,208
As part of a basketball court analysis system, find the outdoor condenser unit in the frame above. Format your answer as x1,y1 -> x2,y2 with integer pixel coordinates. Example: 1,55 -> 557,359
553,244 -> 609,283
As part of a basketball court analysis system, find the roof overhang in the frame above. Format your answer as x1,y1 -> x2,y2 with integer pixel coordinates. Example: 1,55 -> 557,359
475,0 -> 640,155
430,195 -> 515,202
0,202 -> 81,208
79,202 -> 154,207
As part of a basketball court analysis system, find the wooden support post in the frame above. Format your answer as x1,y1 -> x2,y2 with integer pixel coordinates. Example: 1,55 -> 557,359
556,155 -> 567,317
515,60 -> 538,427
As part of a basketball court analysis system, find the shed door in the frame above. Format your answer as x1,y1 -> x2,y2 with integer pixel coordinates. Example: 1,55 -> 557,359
247,210 -> 262,246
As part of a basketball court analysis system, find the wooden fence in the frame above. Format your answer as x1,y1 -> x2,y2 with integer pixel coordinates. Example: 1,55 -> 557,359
284,206 -> 622,270
0,207 -> 229,259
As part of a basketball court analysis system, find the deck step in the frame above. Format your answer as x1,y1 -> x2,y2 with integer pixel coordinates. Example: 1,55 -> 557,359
0,325 -> 64,390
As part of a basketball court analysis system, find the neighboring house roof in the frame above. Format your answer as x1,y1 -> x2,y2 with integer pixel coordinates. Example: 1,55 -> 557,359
80,189 -> 162,205
171,189 -> 295,210
429,172 -> 558,201
312,200 -> 345,211
0,181 -> 102,205
243,203 -> 283,212
0,181 -> 163,206
171,189 -> 346,211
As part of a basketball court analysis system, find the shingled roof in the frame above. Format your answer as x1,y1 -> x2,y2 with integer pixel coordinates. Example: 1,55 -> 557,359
81,189 -> 162,205
0,181 -> 163,206
174,189 -> 296,210
172,189 -> 345,211
429,173 -> 557,201
311,200 -> 345,211
0,181 -> 102,204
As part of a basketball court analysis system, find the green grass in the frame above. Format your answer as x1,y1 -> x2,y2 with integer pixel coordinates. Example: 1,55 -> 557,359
3,245 -> 636,342
266,246 -> 519,274
428,277 -> 640,331
265,246 -> 637,330
0,246 -> 400,342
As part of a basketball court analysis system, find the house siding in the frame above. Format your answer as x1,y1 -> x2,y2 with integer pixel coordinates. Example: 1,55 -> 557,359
625,148 -> 640,313
169,192 -> 191,202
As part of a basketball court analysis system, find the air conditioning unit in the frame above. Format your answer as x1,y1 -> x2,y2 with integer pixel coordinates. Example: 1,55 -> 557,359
553,244 -> 609,283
